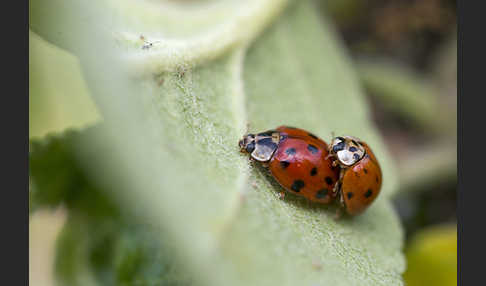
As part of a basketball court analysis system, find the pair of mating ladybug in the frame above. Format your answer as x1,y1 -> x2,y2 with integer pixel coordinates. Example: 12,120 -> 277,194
239,126 -> 382,216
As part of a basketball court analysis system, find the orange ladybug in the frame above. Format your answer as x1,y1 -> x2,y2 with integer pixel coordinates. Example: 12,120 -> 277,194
328,136 -> 382,215
239,126 -> 340,204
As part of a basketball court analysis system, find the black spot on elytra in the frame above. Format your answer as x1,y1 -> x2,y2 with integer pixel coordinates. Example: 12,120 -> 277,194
307,144 -> 318,154
332,142 -> 345,153
291,180 -> 305,192
280,161 -> 290,169
285,148 -> 296,155
347,192 -> 354,199
349,146 -> 357,152
365,189 -> 373,198
315,189 -> 328,199
325,176 -> 333,185
353,153 -> 361,161
310,167 -> 317,176
364,168 -> 368,174
308,133 -> 318,139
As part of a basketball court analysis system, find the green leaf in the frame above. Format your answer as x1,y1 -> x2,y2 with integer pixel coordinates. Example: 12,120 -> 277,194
30,1 -> 405,285
55,213 -> 192,286
356,58 -> 453,134
30,128 -> 191,285
29,128 -> 118,217
29,31 -> 101,138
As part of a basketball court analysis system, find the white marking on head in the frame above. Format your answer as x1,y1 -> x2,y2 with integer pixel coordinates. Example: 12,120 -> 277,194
337,150 -> 356,166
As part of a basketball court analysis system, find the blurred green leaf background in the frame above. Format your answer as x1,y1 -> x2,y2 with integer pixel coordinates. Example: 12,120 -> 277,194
29,0 -> 456,285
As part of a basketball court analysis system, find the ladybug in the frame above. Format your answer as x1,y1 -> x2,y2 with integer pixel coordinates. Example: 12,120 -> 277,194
239,126 -> 340,204
328,136 -> 382,215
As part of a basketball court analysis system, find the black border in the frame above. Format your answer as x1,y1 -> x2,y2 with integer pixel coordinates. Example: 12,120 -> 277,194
456,0 -> 462,284
4,0 -> 29,284
458,1 -> 486,285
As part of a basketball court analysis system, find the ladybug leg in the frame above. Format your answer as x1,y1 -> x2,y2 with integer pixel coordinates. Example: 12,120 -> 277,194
279,191 -> 286,200
332,181 -> 340,194
334,207 -> 343,220
331,160 -> 339,168
261,162 -> 269,168
339,190 -> 345,205
334,193 -> 347,220
332,170 -> 344,194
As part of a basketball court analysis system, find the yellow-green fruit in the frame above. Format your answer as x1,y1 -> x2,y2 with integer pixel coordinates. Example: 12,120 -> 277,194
404,224 -> 457,286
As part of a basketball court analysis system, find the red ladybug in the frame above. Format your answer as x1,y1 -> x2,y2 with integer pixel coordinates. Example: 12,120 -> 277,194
239,126 -> 340,204
328,136 -> 382,215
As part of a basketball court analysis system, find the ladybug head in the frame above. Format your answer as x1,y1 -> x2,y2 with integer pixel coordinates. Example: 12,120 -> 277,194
329,136 -> 366,167
239,134 -> 256,154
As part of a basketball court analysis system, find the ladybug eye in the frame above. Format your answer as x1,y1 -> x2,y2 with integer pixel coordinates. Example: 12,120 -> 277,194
246,141 -> 255,153
332,141 -> 345,153
238,139 -> 245,149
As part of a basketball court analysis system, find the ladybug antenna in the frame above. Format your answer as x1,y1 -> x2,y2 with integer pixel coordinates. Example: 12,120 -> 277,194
245,122 -> 251,135
330,131 -> 335,140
